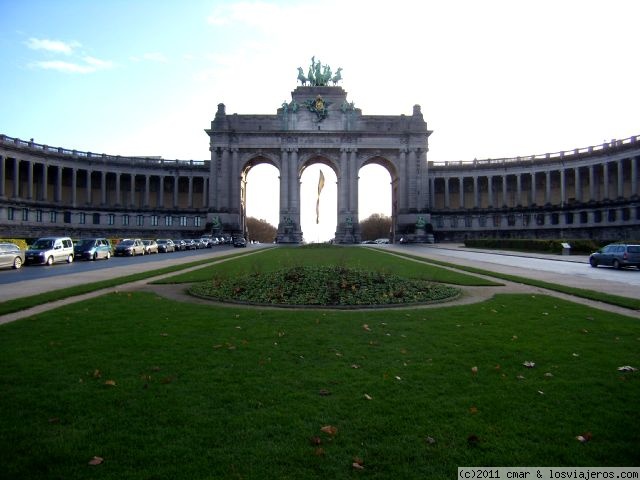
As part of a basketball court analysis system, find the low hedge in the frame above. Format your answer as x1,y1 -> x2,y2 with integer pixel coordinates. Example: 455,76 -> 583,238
0,238 -> 29,250
464,238 -> 606,255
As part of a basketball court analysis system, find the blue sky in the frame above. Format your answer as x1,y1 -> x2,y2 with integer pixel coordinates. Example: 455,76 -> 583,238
2,0 -> 639,240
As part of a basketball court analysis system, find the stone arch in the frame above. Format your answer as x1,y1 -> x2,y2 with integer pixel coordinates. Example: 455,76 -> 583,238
239,153 -> 281,238
297,154 -> 339,243
358,155 -> 399,242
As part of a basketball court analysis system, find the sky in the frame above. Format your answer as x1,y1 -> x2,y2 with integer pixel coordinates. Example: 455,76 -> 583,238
1,0 -> 639,241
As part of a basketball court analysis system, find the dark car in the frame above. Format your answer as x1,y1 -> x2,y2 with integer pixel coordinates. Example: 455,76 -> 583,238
173,239 -> 186,251
589,243 -> 640,269
74,238 -> 111,261
156,239 -> 175,253
183,239 -> 197,250
0,242 -> 25,269
233,237 -> 247,248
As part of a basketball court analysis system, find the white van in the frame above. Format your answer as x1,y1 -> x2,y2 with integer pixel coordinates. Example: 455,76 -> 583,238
25,237 -> 75,265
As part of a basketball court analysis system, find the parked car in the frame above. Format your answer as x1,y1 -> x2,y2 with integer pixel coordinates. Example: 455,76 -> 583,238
156,239 -> 175,253
233,237 -> 247,248
114,238 -> 145,256
173,239 -> 186,251
142,239 -> 159,254
25,237 -> 74,265
183,239 -> 197,250
74,238 -> 111,261
0,242 -> 25,269
589,243 -> 640,269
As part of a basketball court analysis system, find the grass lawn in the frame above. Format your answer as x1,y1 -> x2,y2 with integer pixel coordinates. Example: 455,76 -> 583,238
0,247 -> 638,479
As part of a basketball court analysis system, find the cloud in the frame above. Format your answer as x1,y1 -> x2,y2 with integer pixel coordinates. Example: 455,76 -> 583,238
25,37 -> 79,55
30,56 -> 115,74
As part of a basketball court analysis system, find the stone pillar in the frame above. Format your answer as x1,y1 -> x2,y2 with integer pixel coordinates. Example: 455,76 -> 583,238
99,171 -> 106,205
408,149 -> 417,210
12,158 -> 19,198
115,173 -> 121,206
589,166 -> 595,201
71,168 -> 77,207
349,149 -> 358,214
86,170 -> 92,205
338,148 -> 348,213
0,156 -> 5,197
231,148 -> 240,213
560,168 -> 566,206
280,148 -> 289,213
158,175 -> 165,208
516,173 -> 522,206
616,160 -> 623,199
574,168 -> 581,203
144,175 -> 150,207
632,157 -> 638,197
545,171 -> 551,204
530,172 -> 537,205
399,148 -> 407,209
173,176 -> 179,208
502,174 -> 508,207
188,176 -> 194,208
220,148 -> 229,210
459,177 -> 465,209
291,148 -> 299,215
27,161 -> 34,200
473,176 -> 479,208
130,174 -> 136,207
487,175 -> 493,207
208,149 -> 217,209
56,166 -> 63,203
444,177 -> 450,208
603,163 -> 610,200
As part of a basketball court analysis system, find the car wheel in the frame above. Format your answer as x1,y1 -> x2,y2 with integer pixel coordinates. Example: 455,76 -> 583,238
613,259 -> 621,269
106,251 -> 111,260
13,257 -> 23,269
93,252 -> 98,261
67,254 -> 74,263
46,256 -> 54,266
589,258 -> 598,268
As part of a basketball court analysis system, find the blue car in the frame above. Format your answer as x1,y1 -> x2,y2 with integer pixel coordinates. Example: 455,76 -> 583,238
74,238 -> 112,261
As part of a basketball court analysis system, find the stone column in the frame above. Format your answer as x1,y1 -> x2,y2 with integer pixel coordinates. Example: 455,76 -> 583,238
632,156 -> 638,197
86,170 -> 92,205
473,176 -> 479,208
130,174 -> 136,207
459,177 -> 465,209
188,176 -> 194,208
100,171 -> 106,206
616,160 -> 623,199
27,161 -> 34,200
220,148 -> 229,210
12,158 -> 19,198
560,169 -> 566,206
487,175 -> 493,207
291,148 -> 299,214
144,175 -> 150,207
530,172 -> 536,205
173,176 -> 179,208
71,168 -> 77,207
545,171 -> 551,204
280,148 -> 289,213
408,149 -> 417,210
208,149 -> 217,209
0,156 -> 5,197
603,163 -> 610,200
231,148 -> 240,213
158,175 -> 165,208
574,168 -> 581,203
115,173 -> 121,206
444,177 -> 450,208
516,173 -> 522,206
338,148 -> 348,213
349,149 -> 358,214
502,174 -> 508,207
589,166 -> 595,201
56,166 -> 63,203
399,148 -> 407,209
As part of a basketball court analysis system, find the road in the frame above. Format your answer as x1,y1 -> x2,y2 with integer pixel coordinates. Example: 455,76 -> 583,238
381,244 -> 640,300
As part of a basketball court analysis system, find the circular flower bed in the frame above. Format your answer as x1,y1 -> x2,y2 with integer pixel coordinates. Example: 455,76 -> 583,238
189,265 -> 460,307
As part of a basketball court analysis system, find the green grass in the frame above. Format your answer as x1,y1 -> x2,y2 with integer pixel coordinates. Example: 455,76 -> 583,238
0,250 -> 257,316
156,245 -> 500,286
389,250 -> 640,310
0,292 -> 638,479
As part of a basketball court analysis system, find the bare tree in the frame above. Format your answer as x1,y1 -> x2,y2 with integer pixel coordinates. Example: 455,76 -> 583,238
246,217 -> 277,243
359,213 -> 391,241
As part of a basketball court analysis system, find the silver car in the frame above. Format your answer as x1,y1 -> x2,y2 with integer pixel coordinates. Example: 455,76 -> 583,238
0,243 -> 25,269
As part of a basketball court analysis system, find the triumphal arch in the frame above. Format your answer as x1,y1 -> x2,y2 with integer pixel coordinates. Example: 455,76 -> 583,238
206,59 -> 432,243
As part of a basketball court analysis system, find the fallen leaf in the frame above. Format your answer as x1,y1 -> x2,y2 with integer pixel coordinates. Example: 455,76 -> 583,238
395,375 -> 402,381
538,390 -> 545,395
309,436 -> 322,445
352,457 -> 365,469
617,366 -> 637,372
88,456 -> 104,466
471,366 -> 478,374
314,447 -> 325,456
517,375 -> 526,380
92,369 -> 101,379
160,333 -> 168,337
523,361 -> 536,368
104,380 -> 116,386
425,436 -> 436,444
469,406 -> 478,414
320,425 -> 338,436
364,393 -> 372,400
572,353 -> 580,357
362,324 -> 371,331
351,364 -> 361,369
318,389 -> 331,396
48,417 -> 60,424
576,432 -> 592,443
544,372 -> 554,377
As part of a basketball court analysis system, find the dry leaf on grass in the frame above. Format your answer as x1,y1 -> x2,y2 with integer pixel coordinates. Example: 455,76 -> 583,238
104,380 -> 116,386
576,432 -> 592,443
523,361 -> 536,368
320,425 -> 338,436
617,366 -> 637,372
364,393 -> 372,400
88,456 -> 104,466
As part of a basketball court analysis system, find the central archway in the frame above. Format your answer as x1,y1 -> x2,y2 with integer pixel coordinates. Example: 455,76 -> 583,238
299,161 -> 338,243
